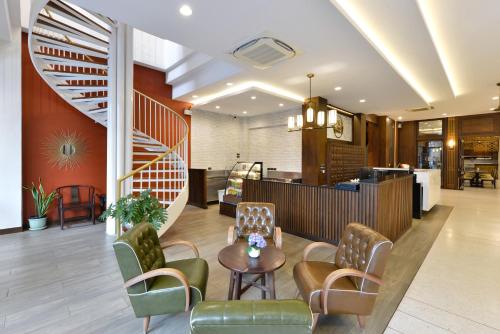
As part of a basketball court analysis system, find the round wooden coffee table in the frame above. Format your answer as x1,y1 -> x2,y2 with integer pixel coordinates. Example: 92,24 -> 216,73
218,242 -> 286,300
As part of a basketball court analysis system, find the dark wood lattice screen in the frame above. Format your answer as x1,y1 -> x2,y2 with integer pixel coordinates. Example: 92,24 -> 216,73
326,140 -> 365,185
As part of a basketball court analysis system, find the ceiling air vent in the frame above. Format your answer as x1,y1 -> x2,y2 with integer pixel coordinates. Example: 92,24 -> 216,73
406,106 -> 434,112
232,37 -> 296,69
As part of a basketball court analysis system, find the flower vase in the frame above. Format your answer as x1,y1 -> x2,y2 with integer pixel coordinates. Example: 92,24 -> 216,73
248,246 -> 261,258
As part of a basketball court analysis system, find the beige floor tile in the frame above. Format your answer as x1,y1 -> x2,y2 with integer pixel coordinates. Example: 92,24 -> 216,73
398,297 -> 500,334
388,310 -> 452,334
390,187 -> 500,333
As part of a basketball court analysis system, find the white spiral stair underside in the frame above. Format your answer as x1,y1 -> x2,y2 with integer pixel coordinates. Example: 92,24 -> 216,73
28,0 -> 189,236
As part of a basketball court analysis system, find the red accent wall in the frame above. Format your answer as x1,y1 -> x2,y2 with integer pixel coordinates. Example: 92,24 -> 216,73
133,64 -> 192,166
21,33 -> 107,226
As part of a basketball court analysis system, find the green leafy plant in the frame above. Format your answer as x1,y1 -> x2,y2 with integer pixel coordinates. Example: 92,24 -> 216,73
24,178 -> 57,218
100,190 -> 167,230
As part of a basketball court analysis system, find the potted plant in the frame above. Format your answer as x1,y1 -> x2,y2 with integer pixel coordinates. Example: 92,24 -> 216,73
100,190 -> 167,232
25,179 -> 57,231
247,233 -> 267,258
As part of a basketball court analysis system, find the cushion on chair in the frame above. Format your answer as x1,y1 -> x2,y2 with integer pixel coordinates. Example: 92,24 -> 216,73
463,172 -> 475,180
480,173 -> 494,181
129,258 -> 209,317
236,202 -> 275,238
293,261 -> 375,314
190,300 -> 313,334
335,223 -> 392,293
113,223 -> 166,294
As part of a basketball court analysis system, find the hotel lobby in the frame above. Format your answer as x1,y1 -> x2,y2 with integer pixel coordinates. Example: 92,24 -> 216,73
1,0 -> 500,333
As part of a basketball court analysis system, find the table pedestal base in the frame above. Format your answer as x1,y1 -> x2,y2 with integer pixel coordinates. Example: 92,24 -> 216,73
227,271 -> 276,300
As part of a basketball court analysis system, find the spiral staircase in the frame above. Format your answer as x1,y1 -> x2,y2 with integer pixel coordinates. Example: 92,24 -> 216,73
28,0 -> 189,236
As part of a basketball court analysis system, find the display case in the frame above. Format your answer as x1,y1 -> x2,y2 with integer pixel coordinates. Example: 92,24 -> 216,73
220,162 -> 263,217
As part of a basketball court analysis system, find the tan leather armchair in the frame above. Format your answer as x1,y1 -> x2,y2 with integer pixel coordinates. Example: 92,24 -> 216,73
227,202 -> 282,248
293,223 -> 393,328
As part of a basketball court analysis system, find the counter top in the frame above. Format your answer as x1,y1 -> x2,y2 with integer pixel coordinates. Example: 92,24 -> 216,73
360,173 -> 413,184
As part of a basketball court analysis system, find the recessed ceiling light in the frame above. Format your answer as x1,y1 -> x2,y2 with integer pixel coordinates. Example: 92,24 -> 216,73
251,96 -> 256,100
179,5 -> 192,16
492,96 -> 499,100
192,95 -> 198,98
397,116 -> 402,120
334,86 -> 342,91
442,113 -> 447,116
279,103 -> 284,107
490,107 -> 495,111
242,111 -> 247,114
359,99 -> 366,103
226,82 -> 233,86
215,106 -> 220,109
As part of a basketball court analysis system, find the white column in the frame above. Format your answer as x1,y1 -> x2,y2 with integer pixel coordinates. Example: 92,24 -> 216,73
106,23 -> 134,235
0,23 -> 22,231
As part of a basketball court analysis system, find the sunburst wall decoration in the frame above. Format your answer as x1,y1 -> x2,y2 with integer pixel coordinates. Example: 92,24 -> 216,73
42,130 -> 88,170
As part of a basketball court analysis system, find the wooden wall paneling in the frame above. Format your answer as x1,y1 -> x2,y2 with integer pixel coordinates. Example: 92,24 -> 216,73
326,141 -> 365,185
377,116 -> 396,167
367,122 -> 380,167
301,97 -> 328,186
397,121 -> 417,167
458,113 -> 500,137
243,176 -> 412,243
388,118 -> 395,167
378,116 -> 388,166
188,169 -> 207,209
444,117 -> 459,189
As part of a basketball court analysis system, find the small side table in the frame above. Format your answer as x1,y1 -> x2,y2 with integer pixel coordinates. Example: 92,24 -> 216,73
218,242 -> 286,300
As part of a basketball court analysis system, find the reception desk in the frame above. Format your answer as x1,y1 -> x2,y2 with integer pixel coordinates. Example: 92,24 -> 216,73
414,169 -> 441,211
242,174 -> 413,243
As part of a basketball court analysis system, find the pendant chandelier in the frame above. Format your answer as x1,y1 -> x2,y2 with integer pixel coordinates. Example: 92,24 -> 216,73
288,73 -> 343,137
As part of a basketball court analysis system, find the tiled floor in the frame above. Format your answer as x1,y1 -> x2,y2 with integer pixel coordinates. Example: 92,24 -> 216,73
0,200 -> 450,333
387,187 -> 500,334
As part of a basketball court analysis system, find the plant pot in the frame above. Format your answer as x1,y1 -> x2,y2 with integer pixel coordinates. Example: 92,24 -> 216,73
28,217 -> 47,231
247,246 -> 261,258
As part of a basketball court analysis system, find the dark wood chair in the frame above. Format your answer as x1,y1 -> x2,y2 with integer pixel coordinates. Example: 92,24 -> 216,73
56,185 -> 95,230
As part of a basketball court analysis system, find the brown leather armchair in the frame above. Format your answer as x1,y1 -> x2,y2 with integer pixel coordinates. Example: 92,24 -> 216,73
293,223 -> 393,328
227,202 -> 282,248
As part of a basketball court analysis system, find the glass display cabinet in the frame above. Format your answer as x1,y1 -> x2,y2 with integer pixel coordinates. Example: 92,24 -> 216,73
220,162 -> 263,217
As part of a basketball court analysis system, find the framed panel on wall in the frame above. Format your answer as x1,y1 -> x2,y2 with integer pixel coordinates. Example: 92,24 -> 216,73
327,113 -> 353,142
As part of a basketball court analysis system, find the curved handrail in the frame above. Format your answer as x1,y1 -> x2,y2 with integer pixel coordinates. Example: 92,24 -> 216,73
116,90 -> 189,236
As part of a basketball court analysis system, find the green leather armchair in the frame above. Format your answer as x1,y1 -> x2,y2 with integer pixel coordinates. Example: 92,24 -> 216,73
113,223 -> 209,333
190,300 -> 313,334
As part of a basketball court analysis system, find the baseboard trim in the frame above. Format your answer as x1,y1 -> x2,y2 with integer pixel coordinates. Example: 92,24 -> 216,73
0,227 -> 23,235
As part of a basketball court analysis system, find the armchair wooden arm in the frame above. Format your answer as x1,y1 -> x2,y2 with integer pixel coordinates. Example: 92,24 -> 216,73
124,268 -> 191,312
160,240 -> 200,258
303,242 -> 338,261
227,225 -> 236,245
321,268 -> 383,315
274,227 -> 282,249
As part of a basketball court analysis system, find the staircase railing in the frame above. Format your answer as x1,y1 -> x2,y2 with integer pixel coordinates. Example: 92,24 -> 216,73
117,90 -> 189,237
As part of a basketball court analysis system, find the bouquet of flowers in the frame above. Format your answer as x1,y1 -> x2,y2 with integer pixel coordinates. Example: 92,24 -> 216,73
247,233 -> 267,258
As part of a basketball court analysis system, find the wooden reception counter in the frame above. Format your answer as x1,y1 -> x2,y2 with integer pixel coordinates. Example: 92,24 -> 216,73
242,174 -> 413,243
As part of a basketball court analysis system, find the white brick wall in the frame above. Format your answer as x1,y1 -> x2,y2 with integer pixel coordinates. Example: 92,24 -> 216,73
244,109 -> 302,173
191,109 -> 245,170
191,109 -> 301,173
